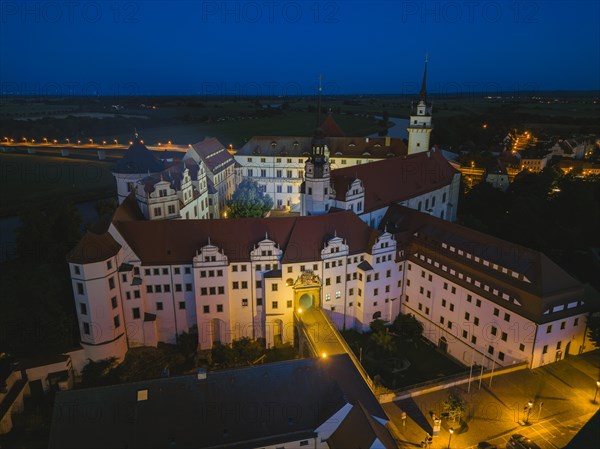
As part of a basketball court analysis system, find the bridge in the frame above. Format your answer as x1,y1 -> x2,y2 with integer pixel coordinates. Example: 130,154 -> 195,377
295,307 -> 375,393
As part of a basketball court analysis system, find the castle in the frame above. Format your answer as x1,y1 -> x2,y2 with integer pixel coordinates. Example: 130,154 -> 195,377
67,63 -> 594,369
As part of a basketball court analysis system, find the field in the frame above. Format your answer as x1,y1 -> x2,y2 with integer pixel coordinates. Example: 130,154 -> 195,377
0,153 -> 116,216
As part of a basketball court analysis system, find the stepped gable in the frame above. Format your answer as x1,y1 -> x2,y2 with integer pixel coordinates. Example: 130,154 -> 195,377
114,138 -> 164,174
331,149 -> 457,211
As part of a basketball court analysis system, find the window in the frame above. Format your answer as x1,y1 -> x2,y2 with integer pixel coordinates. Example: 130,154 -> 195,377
179,301 -> 186,310
133,308 -> 140,319
185,267 -> 191,274
164,284 -> 170,293
491,326 -> 497,336
451,286 -> 456,294
462,330 -> 468,339
325,293 -> 331,301
519,343 -> 525,351
546,325 -> 552,334
201,287 -> 208,295
257,297 -> 263,306
464,312 -> 470,320
174,267 -> 181,275
107,260 -> 113,270
108,277 -> 115,290
467,294 -> 472,303
542,345 -> 548,354
498,352 -> 505,361
442,299 -> 447,307
493,308 -> 499,317
272,284 -> 278,291
241,281 -> 248,289
126,292 -> 131,300
574,318 -> 579,326
476,299 -> 481,307
556,341 -> 562,350
77,282 -> 84,295
74,265 -> 81,275
504,313 -> 511,322
440,316 -> 445,325
217,305 -> 223,312
79,303 -> 87,315
155,285 -> 162,293
233,281 -> 239,289
335,291 -> 341,299
186,283 -> 192,292
272,301 -> 278,309
471,335 -> 477,344
83,322 -> 90,335
560,321 -> 566,330
162,268 -> 168,275
156,302 -> 163,311
114,315 -> 120,328
443,282 -> 448,290
134,290 -> 140,299
474,317 -> 480,326
488,345 -> 494,355
242,298 -> 248,307
111,296 -> 118,309
336,275 -> 341,284
449,303 -> 454,312
203,305 -> 210,314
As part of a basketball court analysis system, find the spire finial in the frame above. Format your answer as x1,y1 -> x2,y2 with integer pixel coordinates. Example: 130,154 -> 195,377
134,128 -> 139,139
265,231 -> 269,240
208,236 -> 211,245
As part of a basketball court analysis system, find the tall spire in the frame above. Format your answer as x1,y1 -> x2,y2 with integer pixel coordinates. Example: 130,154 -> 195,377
316,74 -> 323,128
419,54 -> 428,100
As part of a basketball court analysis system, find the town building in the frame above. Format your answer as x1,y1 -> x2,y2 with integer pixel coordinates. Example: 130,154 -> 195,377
112,135 -> 236,221
49,354 -> 396,449
66,193 -> 595,370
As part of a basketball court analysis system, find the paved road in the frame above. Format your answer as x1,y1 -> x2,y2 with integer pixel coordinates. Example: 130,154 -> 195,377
384,351 -> 600,448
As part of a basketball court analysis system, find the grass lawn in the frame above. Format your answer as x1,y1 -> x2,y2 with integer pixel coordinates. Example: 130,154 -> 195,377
342,330 -> 466,390
0,153 -> 116,215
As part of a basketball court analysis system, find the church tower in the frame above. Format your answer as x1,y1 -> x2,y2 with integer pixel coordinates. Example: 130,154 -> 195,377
301,76 -> 331,216
407,57 -> 433,155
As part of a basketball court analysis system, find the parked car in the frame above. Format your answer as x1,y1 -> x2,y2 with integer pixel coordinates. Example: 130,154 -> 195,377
506,434 -> 541,449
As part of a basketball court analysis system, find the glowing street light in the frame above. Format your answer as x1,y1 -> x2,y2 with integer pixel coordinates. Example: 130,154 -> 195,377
43,137 -> 48,143
102,140 -> 107,145
114,139 -> 118,145
77,140 -> 81,145
66,138 -> 70,144
52,139 -> 57,144
321,353 -> 327,359
3,137 -> 8,143
89,139 -> 94,144
448,427 -> 454,449
594,380 -> 600,404
525,400 -> 533,424
297,308 -> 303,314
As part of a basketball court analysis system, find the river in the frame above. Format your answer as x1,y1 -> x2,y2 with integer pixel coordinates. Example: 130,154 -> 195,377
369,117 -> 409,139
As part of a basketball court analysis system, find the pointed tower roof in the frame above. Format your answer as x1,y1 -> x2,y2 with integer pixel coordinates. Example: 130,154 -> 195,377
419,54 -> 428,100
320,111 -> 346,137
114,134 -> 164,174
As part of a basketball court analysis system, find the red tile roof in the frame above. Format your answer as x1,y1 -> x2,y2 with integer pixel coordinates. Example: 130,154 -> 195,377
109,210 -> 372,265
331,149 -> 458,211
320,113 -> 345,137
67,231 -> 122,264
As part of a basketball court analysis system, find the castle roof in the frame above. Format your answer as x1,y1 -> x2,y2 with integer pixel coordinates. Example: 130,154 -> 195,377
109,209 -> 372,265
331,149 -> 458,211
237,136 -> 407,159
188,137 -> 235,175
113,139 -> 164,174
67,230 -> 121,264
380,204 -> 591,324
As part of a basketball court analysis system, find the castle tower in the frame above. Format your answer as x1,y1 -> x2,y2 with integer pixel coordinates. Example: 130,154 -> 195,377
407,57 -> 433,155
301,76 -> 331,216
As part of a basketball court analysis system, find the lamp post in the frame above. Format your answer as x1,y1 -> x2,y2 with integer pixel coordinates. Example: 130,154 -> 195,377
525,400 -> 533,424
447,427 -> 454,449
594,381 -> 600,404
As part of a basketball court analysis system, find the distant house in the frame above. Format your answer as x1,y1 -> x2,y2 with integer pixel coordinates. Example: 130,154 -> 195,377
484,159 -> 510,191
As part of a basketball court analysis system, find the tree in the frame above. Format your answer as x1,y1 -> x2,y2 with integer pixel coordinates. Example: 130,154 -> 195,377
587,313 -> 600,348
227,179 -> 273,218
369,330 -> 396,355
443,392 -> 466,425
392,313 -> 424,340
369,318 -> 388,334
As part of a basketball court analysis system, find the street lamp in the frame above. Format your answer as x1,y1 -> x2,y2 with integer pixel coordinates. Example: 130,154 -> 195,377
525,400 -> 533,424
114,139 -> 118,145
594,380 -> 600,404
448,427 -> 454,449
66,138 -> 70,144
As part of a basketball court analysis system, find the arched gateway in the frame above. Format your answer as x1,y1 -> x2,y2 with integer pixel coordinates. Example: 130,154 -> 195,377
293,271 -> 321,311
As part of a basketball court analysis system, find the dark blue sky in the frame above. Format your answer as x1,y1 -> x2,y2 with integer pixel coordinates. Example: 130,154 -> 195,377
1,1 -> 599,96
